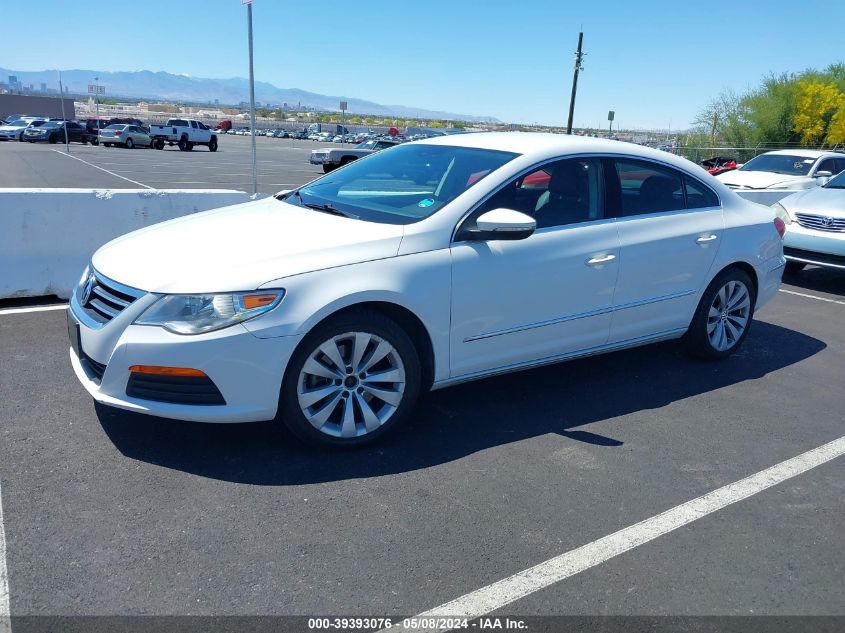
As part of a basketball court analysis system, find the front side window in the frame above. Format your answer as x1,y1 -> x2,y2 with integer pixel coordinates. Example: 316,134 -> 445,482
816,158 -> 841,175
475,158 -> 605,229
284,143 -> 519,225
615,160 -> 685,215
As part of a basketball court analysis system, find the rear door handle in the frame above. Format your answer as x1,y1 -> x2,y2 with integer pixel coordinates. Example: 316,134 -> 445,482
696,234 -> 718,244
586,254 -> 616,266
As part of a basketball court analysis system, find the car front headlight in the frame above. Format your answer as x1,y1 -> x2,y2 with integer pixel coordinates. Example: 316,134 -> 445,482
772,202 -> 792,225
135,291 -> 284,335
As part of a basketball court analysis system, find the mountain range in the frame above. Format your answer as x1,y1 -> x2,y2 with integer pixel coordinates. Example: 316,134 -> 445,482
0,68 -> 499,123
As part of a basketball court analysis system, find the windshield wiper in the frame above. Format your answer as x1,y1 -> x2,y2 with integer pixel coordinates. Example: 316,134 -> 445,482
303,202 -> 359,220
281,190 -> 359,219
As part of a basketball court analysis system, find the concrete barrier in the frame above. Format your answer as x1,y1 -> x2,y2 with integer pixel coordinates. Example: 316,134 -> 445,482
734,190 -> 802,206
1,189 -> 253,300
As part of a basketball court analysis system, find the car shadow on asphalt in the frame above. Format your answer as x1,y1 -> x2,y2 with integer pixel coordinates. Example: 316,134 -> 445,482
783,266 -> 845,297
96,320 -> 825,485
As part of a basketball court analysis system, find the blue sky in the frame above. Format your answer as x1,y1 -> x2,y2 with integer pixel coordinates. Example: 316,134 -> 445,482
2,0 -> 843,128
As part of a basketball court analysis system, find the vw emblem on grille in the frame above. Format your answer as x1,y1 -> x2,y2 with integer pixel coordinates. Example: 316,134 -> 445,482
822,216 -> 835,227
80,273 -> 96,305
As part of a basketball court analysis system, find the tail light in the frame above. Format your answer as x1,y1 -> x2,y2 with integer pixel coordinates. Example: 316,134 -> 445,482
114,131 -> 122,136
774,217 -> 786,239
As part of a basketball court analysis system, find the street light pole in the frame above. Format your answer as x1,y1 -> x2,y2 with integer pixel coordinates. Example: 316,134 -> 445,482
566,31 -> 584,135
58,71 -> 70,153
245,0 -> 258,195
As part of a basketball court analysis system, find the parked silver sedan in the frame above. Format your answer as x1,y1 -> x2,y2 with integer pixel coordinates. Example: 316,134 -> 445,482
98,124 -> 151,148
774,170 -> 845,273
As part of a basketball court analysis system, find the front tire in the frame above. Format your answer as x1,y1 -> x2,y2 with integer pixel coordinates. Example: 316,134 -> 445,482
279,310 -> 421,447
208,137 -> 218,152
684,267 -> 756,360
322,164 -> 336,173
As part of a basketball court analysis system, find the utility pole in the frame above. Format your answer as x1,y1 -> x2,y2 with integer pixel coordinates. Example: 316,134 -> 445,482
566,31 -> 584,135
710,111 -> 718,147
58,72 -> 70,153
244,0 -> 258,195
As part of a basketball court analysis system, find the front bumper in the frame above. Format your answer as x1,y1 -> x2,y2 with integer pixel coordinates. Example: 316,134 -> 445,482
309,154 -> 329,164
783,223 -> 845,269
68,292 -> 302,423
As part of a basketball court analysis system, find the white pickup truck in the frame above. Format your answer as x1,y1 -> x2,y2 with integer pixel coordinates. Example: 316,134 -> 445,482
149,118 -> 218,152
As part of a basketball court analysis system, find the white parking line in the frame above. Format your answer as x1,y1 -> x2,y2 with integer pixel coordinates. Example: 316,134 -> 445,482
0,304 -> 67,316
405,436 -> 845,630
779,289 -> 845,306
50,150 -> 152,189
0,480 -> 11,633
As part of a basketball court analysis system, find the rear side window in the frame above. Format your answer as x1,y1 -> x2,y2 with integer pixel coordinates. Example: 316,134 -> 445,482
684,178 -> 719,209
615,160 -> 684,215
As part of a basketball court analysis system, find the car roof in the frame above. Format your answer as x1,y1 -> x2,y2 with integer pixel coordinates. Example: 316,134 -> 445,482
760,149 -> 844,158
415,132 -> 705,171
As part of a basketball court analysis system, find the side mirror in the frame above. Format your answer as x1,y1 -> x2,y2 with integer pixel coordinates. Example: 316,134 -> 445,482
461,208 -> 536,241
815,170 -> 833,186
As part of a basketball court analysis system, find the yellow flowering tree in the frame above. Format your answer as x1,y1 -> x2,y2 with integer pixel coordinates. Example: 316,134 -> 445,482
792,80 -> 844,145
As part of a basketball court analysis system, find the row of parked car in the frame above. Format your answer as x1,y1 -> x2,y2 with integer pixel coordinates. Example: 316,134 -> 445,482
0,114 -> 147,145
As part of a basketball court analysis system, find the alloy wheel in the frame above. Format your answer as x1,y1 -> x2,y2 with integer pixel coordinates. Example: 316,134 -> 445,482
296,331 -> 406,438
707,280 -> 750,352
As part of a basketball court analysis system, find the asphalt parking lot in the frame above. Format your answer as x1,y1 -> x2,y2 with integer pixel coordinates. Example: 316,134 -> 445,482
0,134 -> 333,194
1,137 -> 844,631
1,266 -> 843,631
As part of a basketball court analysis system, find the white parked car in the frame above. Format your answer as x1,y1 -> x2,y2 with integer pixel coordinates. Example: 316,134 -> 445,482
716,149 -> 845,191
68,134 -> 785,446
0,119 -> 44,141
773,169 -> 845,272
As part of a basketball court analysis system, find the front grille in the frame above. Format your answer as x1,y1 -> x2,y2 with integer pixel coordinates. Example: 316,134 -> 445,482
126,373 -> 226,406
80,272 -> 143,324
794,213 -> 845,233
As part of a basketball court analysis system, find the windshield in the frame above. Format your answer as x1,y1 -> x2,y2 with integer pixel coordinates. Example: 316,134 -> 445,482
282,143 -> 519,224
739,154 -> 817,176
825,170 -> 845,189
105,124 -> 124,130
41,122 -> 61,128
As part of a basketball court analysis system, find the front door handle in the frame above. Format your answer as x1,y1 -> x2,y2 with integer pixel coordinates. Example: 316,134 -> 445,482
696,234 -> 718,244
586,254 -> 616,266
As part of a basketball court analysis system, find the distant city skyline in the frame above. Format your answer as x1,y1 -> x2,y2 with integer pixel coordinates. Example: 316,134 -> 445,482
2,0 -> 844,129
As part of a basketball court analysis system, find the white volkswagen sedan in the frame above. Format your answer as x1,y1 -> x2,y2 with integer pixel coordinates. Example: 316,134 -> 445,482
68,134 -> 786,446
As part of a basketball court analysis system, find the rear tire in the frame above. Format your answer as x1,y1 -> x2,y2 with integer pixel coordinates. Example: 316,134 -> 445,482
125,138 -> 134,149
104,143 -> 112,148
785,261 -> 806,275
279,310 -> 421,448
684,267 -> 756,360
178,137 -> 189,151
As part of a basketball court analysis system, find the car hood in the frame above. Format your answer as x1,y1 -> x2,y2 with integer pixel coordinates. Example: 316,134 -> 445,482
715,170 -> 812,189
91,197 -> 405,294
779,185 -> 845,217
0,124 -> 26,131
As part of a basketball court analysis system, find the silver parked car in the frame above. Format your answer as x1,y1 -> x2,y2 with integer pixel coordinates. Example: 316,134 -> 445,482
99,124 -> 151,148
774,170 -> 845,273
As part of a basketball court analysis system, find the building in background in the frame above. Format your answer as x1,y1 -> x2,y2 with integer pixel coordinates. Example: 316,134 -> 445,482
0,94 -> 76,120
